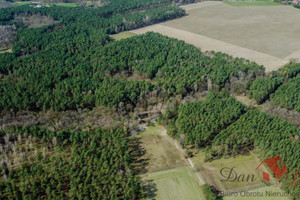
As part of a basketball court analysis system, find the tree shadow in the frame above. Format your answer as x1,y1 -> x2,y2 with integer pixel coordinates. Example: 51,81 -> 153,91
128,137 -> 149,174
142,179 -> 158,200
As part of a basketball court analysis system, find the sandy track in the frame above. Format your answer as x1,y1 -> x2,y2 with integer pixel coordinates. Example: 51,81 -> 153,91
179,1 -> 222,11
131,24 -> 288,72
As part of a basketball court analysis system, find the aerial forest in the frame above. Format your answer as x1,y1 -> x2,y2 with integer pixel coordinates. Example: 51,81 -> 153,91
0,0 -> 299,199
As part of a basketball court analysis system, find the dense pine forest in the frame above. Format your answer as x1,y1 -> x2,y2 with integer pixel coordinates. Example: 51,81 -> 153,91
0,127 -> 139,199
0,0 -> 300,199
247,63 -> 300,111
270,74 -> 300,112
162,92 -> 247,147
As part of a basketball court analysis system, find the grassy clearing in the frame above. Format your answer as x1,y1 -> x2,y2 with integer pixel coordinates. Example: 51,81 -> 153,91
223,0 -> 280,6
224,186 -> 291,200
110,31 -> 136,41
130,125 -> 186,173
141,167 -> 205,200
14,1 -> 31,6
52,3 -> 78,7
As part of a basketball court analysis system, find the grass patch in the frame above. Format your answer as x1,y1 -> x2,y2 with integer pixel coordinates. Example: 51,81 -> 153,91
141,167 -> 205,200
52,3 -> 78,7
14,1 -> 31,6
223,0 -> 280,6
110,31 -> 136,41
130,125 -> 186,173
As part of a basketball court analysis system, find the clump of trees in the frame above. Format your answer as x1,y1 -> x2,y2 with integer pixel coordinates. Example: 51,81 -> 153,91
0,127 -> 140,199
202,184 -> 220,200
162,92 -> 247,147
248,77 -> 284,104
270,75 -> 300,112
277,63 -> 300,79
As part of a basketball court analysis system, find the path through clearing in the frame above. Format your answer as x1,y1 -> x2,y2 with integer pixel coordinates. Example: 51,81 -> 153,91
159,126 -> 205,185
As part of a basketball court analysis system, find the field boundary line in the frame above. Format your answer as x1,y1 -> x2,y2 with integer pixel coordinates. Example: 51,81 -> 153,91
131,24 -> 288,72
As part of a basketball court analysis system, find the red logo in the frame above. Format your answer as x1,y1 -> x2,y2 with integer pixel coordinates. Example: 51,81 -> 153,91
256,156 -> 299,186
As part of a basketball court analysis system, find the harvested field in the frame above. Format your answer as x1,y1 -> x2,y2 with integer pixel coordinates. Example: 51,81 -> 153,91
223,0 -> 280,6
131,1 -> 300,72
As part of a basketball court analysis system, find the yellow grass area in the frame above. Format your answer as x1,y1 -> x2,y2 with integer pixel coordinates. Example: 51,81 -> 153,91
130,125 -> 186,173
0,49 -> 12,54
110,31 -> 136,41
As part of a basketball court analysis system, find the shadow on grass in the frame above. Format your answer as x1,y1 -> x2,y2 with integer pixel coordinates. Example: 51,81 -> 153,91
129,137 -> 149,174
142,179 -> 158,200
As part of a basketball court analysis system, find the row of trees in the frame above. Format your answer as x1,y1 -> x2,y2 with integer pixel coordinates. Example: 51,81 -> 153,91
248,77 -> 284,104
0,127 -> 140,199
247,63 -> 300,105
163,92 -> 247,147
270,74 -> 300,112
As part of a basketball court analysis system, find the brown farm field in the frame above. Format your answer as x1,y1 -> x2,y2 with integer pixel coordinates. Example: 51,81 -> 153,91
131,1 -> 300,72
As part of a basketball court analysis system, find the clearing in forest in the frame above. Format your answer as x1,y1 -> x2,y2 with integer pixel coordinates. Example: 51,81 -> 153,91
110,31 -> 136,41
130,125 -> 205,200
131,1 -> 300,71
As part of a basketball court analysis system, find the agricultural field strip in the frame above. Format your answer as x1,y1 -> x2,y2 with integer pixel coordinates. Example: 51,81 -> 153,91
131,24 -> 288,72
179,1 -> 221,11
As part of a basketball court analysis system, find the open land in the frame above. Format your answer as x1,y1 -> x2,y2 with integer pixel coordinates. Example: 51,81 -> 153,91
131,1 -> 300,71
223,0 -> 280,6
110,31 -> 136,41
131,125 -> 206,200
141,167 -> 205,200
